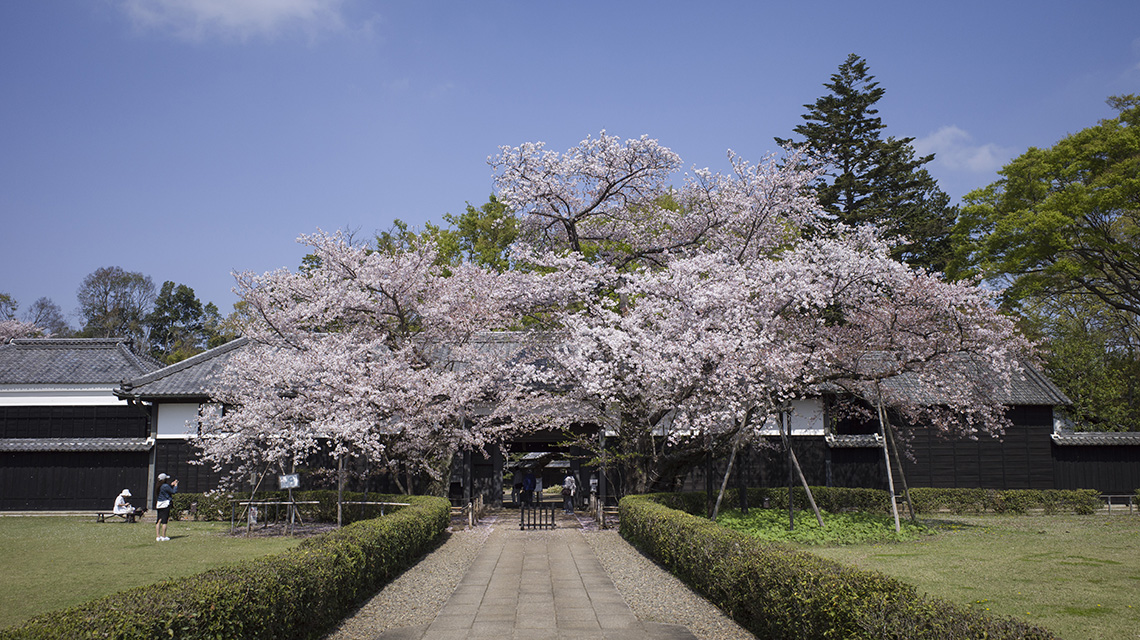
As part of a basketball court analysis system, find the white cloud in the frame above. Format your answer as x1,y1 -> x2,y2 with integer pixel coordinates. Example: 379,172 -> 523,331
913,126 -> 1013,174
120,0 -> 348,41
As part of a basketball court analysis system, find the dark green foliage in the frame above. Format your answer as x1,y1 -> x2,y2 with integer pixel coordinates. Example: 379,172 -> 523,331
777,53 -> 957,273
0,496 -> 450,640
951,96 -> 1140,432
443,195 -> 518,272
620,494 -> 1059,640
1016,296 -> 1140,432
907,488 -> 1100,515
144,281 -> 231,363
658,486 -> 1100,521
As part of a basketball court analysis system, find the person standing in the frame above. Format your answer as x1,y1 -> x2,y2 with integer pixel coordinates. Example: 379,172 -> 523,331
155,473 -> 178,541
522,469 -> 536,508
562,472 -> 577,514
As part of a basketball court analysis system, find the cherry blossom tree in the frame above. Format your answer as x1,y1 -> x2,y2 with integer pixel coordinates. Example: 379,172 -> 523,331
489,132 -> 837,494
492,131 -> 821,268
201,132 -> 1034,514
196,231 -> 576,493
804,227 -> 1032,528
491,133 -> 1031,500
0,319 -> 43,344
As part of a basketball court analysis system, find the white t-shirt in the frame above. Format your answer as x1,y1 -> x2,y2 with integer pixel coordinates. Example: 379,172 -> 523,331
113,495 -> 131,514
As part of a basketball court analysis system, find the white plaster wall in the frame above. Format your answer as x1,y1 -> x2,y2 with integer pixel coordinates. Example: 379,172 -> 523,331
156,402 -> 201,438
0,385 -> 121,406
755,398 -> 826,436
788,398 -> 826,435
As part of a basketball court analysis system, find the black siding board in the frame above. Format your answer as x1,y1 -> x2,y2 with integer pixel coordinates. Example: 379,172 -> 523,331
0,451 -> 149,510
153,440 -> 224,496
1053,444 -> 1140,493
0,405 -> 148,439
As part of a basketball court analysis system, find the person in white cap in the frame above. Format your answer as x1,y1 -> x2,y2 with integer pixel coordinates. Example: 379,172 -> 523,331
155,473 -> 178,541
112,489 -> 144,522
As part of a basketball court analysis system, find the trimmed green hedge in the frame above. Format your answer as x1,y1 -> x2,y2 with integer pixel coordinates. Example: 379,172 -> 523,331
657,486 -> 889,517
681,486 -> 1102,516
620,494 -> 1058,639
907,488 -> 1101,515
0,495 -> 450,640
172,490 -> 413,524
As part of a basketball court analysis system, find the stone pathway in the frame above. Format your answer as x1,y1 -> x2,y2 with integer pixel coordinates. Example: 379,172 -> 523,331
376,513 -> 697,640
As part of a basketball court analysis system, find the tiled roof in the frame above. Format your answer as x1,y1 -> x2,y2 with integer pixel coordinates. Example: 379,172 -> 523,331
117,337 -> 250,400
829,354 -> 1070,407
0,338 -> 160,385
0,437 -> 153,452
1051,430 -> 1140,446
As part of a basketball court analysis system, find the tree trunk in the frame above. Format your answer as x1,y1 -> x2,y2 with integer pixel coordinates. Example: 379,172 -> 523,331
337,455 -> 344,528
712,435 -> 742,521
785,412 -> 794,530
876,390 -> 901,533
781,411 -> 824,527
883,416 -> 917,522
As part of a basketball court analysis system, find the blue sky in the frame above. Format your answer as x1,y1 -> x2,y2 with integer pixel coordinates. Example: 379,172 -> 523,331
2,1 -> 1138,326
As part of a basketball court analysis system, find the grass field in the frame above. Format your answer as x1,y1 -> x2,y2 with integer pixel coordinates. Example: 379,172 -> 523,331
0,516 -> 303,630
809,513 -> 1140,640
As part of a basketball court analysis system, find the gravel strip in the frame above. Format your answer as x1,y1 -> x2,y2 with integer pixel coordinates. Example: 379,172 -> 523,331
582,528 -> 756,640
323,517 -> 495,640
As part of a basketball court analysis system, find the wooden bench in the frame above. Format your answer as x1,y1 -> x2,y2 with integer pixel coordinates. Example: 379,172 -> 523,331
96,511 -> 140,523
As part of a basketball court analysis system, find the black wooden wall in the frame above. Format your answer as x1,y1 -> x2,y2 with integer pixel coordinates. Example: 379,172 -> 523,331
0,405 -> 148,438
1053,445 -> 1140,494
0,406 -> 151,510
894,406 -> 1056,490
686,406 -> 1139,495
0,451 -> 150,510
153,440 -> 225,496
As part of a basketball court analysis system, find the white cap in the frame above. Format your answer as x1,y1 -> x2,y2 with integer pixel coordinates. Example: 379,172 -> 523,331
121,489 -> 131,497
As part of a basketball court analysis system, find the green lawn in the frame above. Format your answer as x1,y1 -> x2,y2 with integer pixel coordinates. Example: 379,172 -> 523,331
809,514 -> 1140,640
0,517 -> 303,629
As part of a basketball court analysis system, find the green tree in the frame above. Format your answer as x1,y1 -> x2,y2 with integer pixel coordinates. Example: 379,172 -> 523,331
202,302 -> 238,349
372,197 -> 518,272
0,293 -> 17,321
1019,295 -> 1139,431
951,95 -> 1140,314
76,266 -> 155,346
443,195 -> 518,272
146,281 -> 206,362
953,95 -> 1140,430
777,53 -> 957,272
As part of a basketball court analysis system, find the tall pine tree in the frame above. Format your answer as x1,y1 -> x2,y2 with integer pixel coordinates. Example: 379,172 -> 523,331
777,54 -> 956,273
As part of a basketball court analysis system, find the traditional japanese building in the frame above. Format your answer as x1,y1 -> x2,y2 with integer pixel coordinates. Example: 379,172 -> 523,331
0,339 -> 159,510
113,337 -> 249,497
2,335 -> 1137,511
